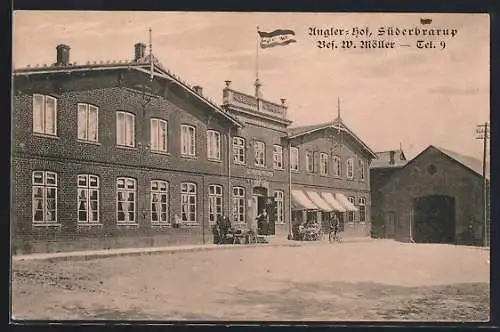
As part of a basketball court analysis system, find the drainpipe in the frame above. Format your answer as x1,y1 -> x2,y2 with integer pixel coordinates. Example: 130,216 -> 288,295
202,175 -> 205,245
227,127 -> 232,220
288,140 -> 293,239
409,207 -> 415,243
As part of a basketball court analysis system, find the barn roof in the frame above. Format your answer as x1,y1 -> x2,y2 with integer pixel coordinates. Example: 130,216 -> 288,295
433,146 -> 489,180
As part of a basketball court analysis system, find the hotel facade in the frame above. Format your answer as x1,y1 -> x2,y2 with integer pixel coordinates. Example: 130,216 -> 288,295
11,42 -> 376,254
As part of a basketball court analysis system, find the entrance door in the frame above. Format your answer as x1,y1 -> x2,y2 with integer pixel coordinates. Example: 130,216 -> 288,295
251,195 -> 259,223
384,212 -> 396,238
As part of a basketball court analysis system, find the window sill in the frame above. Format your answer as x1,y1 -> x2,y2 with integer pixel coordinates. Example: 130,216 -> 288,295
208,158 -> 222,163
180,154 -> 198,160
273,167 -> 284,171
32,223 -> 60,227
234,162 -> 247,166
150,150 -> 171,156
254,165 -> 267,168
77,223 -> 103,227
180,222 -> 200,227
116,223 -> 139,228
33,133 -> 60,140
320,174 -> 329,177
77,140 -> 101,146
117,145 -> 138,151
151,223 -> 172,228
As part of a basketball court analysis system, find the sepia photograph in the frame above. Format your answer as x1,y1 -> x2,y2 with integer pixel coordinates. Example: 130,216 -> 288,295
11,11 -> 490,322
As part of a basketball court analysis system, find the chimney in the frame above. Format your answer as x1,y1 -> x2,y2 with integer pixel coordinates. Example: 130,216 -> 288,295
56,44 -> 70,66
193,85 -> 203,95
389,151 -> 395,165
134,43 -> 146,61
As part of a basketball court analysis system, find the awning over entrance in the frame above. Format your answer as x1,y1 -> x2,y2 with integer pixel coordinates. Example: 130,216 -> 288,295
291,190 -> 319,210
320,192 -> 346,212
335,193 -> 359,211
306,191 -> 333,211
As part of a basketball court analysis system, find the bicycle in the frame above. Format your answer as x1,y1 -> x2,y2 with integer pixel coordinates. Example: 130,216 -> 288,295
328,228 -> 343,243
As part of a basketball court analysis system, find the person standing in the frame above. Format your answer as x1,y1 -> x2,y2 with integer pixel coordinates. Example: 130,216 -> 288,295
257,209 -> 268,235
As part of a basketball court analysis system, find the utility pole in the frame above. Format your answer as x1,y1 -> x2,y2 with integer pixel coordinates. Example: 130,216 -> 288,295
476,122 -> 489,247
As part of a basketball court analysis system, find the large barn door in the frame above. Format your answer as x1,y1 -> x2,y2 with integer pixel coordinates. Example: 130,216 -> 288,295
412,195 -> 456,244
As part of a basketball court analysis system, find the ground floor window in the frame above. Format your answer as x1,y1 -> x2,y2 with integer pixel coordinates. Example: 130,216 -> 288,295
274,190 -> 284,224
32,171 -> 58,224
117,177 -> 136,224
359,197 -> 366,223
151,180 -> 169,224
78,174 -> 99,223
232,186 -> 245,224
347,196 -> 355,223
209,184 -> 223,224
181,182 -> 197,223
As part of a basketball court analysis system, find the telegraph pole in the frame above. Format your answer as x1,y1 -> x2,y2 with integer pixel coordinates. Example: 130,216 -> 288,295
476,122 -> 489,247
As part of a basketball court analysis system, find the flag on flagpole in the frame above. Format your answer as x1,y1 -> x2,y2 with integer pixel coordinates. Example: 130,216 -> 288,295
258,29 -> 297,48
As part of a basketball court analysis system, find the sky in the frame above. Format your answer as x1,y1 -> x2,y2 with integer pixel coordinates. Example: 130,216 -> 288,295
12,11 -> 490,161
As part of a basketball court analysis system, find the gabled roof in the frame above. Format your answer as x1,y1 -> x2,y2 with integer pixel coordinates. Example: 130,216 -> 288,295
397,145 -> 489,180
433,146 -> 489,179
13,48 -> 242,128
286,117 -> 377,158
371,149 -> 408,169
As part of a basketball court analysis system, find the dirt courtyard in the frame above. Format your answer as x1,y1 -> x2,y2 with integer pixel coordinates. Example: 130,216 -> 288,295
11,239 -> 490,322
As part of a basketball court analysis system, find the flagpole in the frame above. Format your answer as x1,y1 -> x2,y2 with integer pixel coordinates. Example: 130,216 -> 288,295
256,26 -> 260,82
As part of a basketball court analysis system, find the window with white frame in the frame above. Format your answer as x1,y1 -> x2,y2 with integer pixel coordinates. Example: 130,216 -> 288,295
254,141 -> 266,167
181,182 -> 197,223
359,160 -> 366,180
116,111 -> 135,147
150,118 -> 168,152
290,147 -> 299,171
209,185 -> 223,224
274,191 -> 284,224
207,130 -> 221,161
359,197 -> 366,223
32,171 -> 57,224
77,103 -> 99,142
77,174 -> 99,223
232,187 -> 245,224
116,177 -> 136,224
320,153 -> 329,176
181,125 -> 196,156
233,137 -> 246,164
33,94 -> 57,136
333,155 -> 341,177
273,145 -> 283,169
347,158 -> 354,179
306,151 -> 314,173
347,196 -> 355,223
151,180 -> 169,224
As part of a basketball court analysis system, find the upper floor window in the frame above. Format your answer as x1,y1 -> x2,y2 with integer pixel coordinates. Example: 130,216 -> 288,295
333,155 -> 341,177
181,125 -> 196,156
77,103 -> 98,142
273,145 -> 283,170
181,182 -> 197,223
151,180 -> 169,225
320,153 -> 329,176
347,158 -> 354,179
359,160 -> 366,180
290,147 -> 299,171
77,174 -> 99,223
207,130 -> 221,161
116,111 -> 135,147
33,94 -> 57,136
359,197 -> 366,223
32,171 -> 57,224
208,184 -> 223,224
116,177 -> 136,224
254,141 -> 266,167
306,151 -> 314,173
233,137 -> 246,164
150,118 -> 168,152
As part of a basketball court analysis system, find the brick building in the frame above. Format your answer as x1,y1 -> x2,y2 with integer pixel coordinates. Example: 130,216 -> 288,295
378,145 -> 490,246
370,149 -> 407,238
11,41 -> 377,253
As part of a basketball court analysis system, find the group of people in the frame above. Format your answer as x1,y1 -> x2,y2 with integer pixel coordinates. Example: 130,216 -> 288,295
212,215 -> 232,245
293,212 -> 344,242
